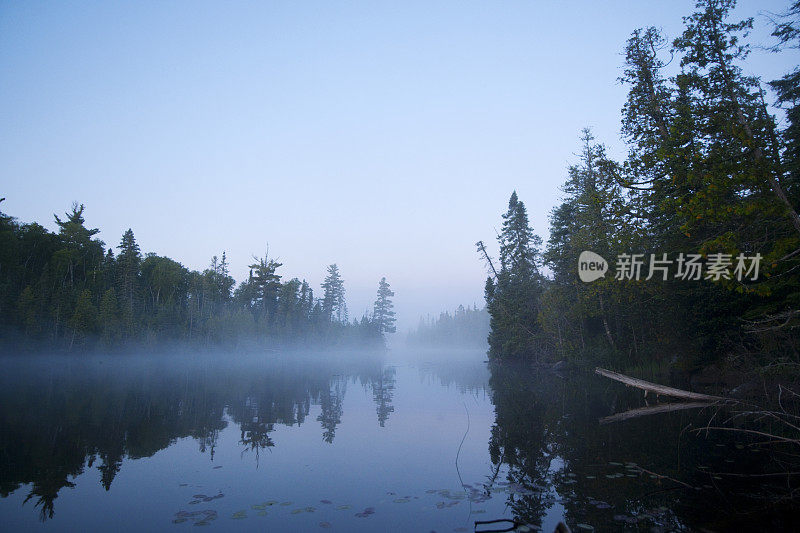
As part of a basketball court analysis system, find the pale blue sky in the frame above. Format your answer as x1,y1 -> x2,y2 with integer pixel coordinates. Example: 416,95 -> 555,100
1,0 -> 797,330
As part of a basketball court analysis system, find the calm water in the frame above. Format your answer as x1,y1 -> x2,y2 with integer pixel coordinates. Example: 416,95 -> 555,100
0,351 -> 795,532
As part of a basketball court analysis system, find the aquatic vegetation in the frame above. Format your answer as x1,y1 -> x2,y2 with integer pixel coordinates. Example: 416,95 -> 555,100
355,506 -> 376,518
172,509 -> 218,526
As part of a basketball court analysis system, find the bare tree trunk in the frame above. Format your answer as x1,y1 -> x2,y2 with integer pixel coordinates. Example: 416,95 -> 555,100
598,294 -> 617,351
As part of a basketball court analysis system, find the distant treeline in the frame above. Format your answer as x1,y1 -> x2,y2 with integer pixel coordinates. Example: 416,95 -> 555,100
406,304 -> 489,348
0,202 -> 396,351
480,0 -> 800,369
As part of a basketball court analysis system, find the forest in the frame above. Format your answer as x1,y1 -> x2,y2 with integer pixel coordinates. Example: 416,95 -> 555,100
0,201 -> 396,351
480,0 -> 800,372
405,304 -> 489,348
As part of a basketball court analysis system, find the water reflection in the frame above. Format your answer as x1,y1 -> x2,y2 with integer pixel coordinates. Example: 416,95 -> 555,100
0,353 -> 392,522
486,363 -> 797,531
1,354 -> 796,530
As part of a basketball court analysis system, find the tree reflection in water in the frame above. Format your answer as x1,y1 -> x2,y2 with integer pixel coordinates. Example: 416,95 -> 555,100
0,353 -> 392,521
486,362 -> 799,531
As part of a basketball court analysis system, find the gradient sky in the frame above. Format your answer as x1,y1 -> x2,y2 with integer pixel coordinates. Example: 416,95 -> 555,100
1,0 -> 797,330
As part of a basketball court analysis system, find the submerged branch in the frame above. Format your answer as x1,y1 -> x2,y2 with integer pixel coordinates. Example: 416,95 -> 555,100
595,367 -> 726,401
599,401 -> 716,424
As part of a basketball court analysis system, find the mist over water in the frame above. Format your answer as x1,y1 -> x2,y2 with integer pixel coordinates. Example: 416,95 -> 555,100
2,0 -> 800,530
0,348 -> 791,532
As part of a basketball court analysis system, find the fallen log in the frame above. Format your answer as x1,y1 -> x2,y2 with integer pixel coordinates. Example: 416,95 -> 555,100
599,401 -> 717,424
595,367 -> 726,402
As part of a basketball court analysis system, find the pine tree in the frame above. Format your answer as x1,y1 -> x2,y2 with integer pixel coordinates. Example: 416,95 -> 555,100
247,255 -> 282,322
499,191 -> 542,277
52,203 -> 103,289
484,192 -> 545,360
769,2 -> 800,202
321,264 -> 347,323
372,277 -> 396,334
116,229 -> 141,333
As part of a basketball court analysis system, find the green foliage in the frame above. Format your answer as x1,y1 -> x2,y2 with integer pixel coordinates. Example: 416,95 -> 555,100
0,204 -> 387,352
68,289 -> 97,346
483,192 -> 546,361
481,0 -> 800,368
406,304 -> 489,348
372,277 -> 396,334
321,264 -> 347,323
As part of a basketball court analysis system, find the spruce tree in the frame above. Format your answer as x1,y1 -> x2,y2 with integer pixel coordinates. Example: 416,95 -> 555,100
372,277 -> 396,334
485,192 -> 544,360
117,229 -> 140,335
321,264 -> 347,323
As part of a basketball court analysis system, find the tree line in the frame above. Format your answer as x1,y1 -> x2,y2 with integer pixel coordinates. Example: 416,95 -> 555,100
0,201 -> 396,351
480,0 -> 800,370
406,304 -> 489,348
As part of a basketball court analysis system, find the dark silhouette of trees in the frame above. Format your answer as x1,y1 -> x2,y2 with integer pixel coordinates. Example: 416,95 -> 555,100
0,206 -> 388,351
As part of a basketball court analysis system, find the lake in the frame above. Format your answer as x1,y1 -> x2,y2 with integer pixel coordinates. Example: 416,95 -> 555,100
0,351 -> 794,531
